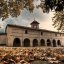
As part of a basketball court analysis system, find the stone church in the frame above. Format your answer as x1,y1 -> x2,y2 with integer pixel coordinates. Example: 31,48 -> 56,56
0,20 -> 64,47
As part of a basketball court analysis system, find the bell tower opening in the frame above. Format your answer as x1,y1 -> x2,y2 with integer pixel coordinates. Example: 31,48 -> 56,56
31,20 -> 39,29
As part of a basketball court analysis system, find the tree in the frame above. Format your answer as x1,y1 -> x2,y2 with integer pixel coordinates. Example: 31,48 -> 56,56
0,0 -> 34,20
0,0 -> 64,31
0,0 -> 64,20
52,11 -> 64,32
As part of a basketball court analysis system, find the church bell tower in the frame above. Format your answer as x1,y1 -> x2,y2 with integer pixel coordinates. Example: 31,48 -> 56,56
31,20 -> 39,29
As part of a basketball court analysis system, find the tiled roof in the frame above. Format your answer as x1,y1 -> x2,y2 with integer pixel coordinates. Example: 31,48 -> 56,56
31,20 -> 39,24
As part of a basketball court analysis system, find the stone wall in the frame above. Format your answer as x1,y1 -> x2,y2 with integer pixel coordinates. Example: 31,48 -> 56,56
6,25 -> 64,47
0,34 -> 7,46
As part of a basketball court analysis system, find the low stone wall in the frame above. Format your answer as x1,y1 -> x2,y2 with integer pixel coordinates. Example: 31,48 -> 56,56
0,47 -> 64,50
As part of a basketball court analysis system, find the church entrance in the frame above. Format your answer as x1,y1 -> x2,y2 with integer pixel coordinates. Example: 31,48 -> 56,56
33,39 -> 38,47
23,38 -> 30,47
13,38 -> 21,47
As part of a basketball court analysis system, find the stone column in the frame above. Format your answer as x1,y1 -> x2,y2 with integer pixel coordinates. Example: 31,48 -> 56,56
45,39 -> 47,47
21,38 -> 24,47
38,39 -> 40,47
56,41 -> 58,47
20,39 -> 23,47
51,40 -> 53,47
30,39 -> 33,47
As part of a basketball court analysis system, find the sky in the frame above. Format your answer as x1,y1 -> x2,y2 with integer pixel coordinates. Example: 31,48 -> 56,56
0,0 -> 57,33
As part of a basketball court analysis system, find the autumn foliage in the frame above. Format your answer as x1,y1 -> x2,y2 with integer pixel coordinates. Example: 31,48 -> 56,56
0,0 -> 64,20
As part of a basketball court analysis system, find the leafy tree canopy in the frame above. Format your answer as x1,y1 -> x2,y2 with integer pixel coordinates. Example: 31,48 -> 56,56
0,0 -> 64,20
52,11 -> 64,32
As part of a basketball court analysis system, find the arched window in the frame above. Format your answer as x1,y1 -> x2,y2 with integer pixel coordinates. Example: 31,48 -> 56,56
47,39 -> 51,46
13,38 -> 21,47
23,38 -> 30,47
40,39 -> 45,46
33,39 -> 38,47
52,39 -> 56,47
